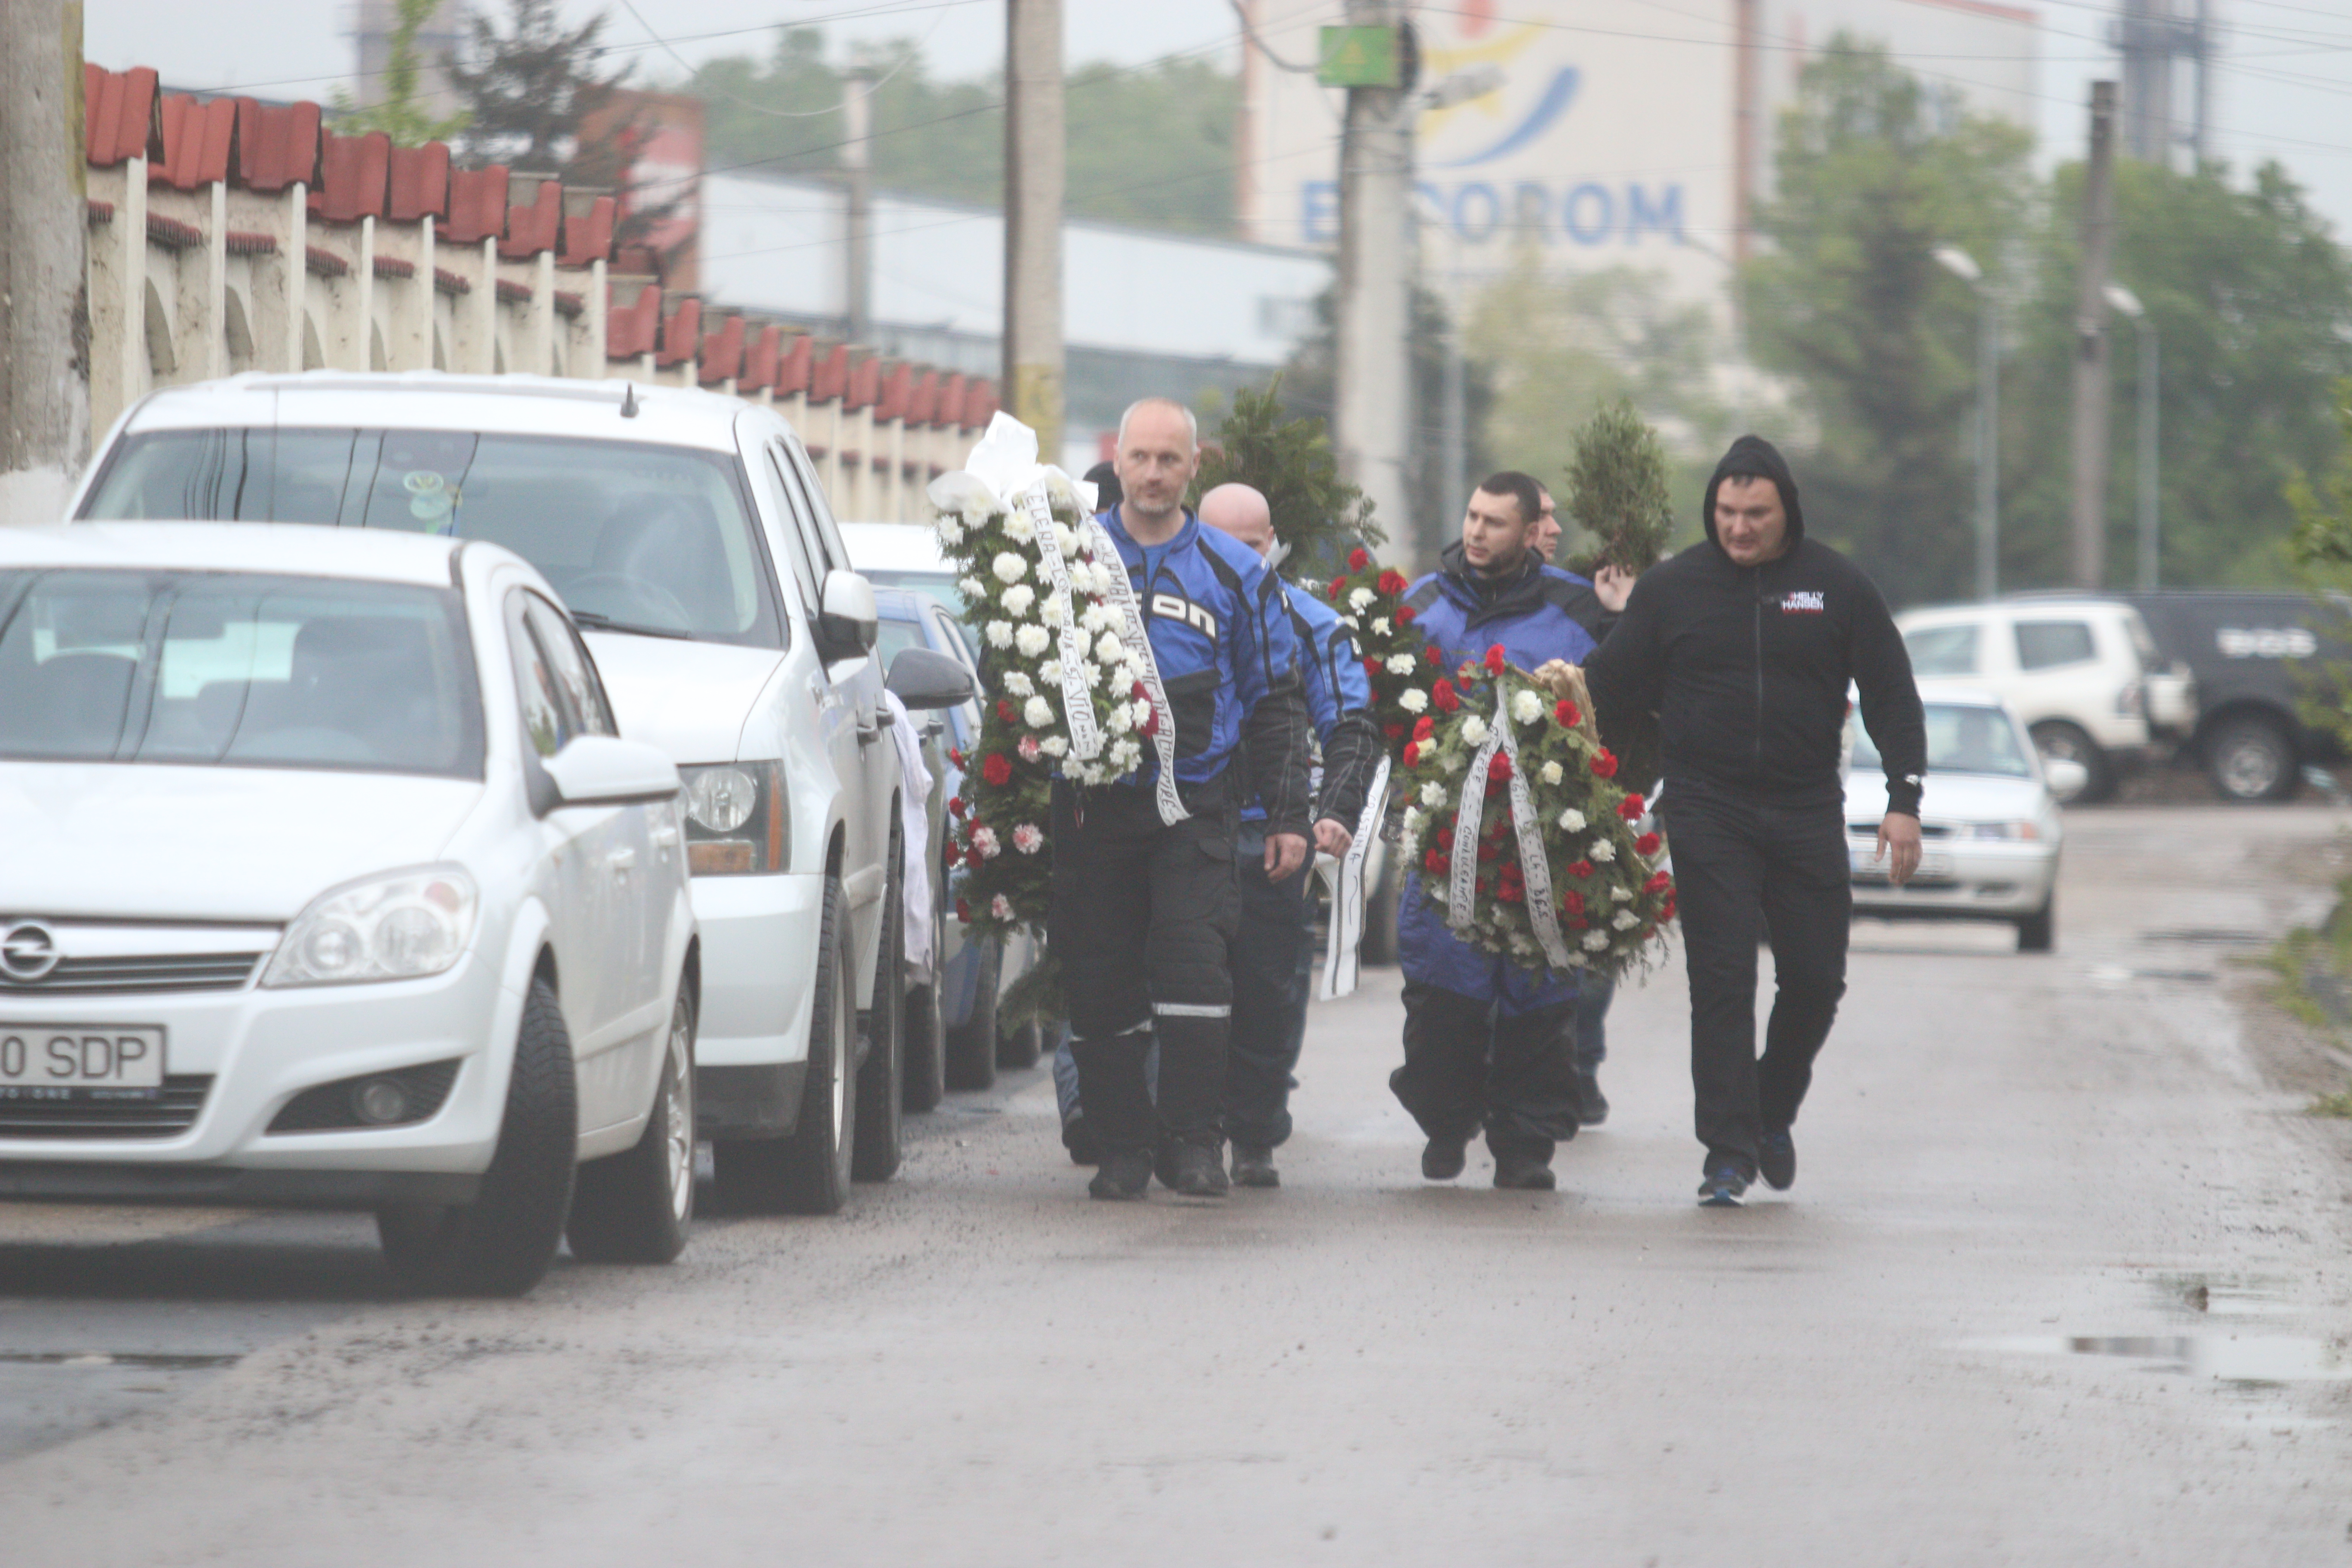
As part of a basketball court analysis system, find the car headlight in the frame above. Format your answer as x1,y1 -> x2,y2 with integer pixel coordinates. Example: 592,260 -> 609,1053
1968,821 -> 2041,841
680,761 -> 788,874
263,867 -> 479,988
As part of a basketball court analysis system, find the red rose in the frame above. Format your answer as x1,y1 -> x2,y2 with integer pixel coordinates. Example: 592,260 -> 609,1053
1384,722 -> 1405,741
1568,915 -> 1588,930
1488,752 -> 1513,783
1554,699 -> 1581,728
982,753 -> 1013,787
1423,848 -> 1448,875
996,699 -> 1016,724
1424,643 -> 1443,666
965,846 -> 984,869
1139,705 -> 1160,737
1568,859 -> 1594,879
1132,680 -> 1148,702
1498,882 -> 1524,904
1348,547 -> 1371,571
948,795 -> 967,818
1412,716 -> 1434,741
1589,750 -> 1619,779
1403,741 -> 1421,767
1619,793 -> 1647,820
1562,890 -> 1585,917
1646,870 -> 1673,894
1378,568 -> 1408,595
948,747 -> 966,769
1329,577 -> 1348,601
1396,605 -> 1417,624
1432,680 -> 1460,713
1485,644 -> 1508,676
956,898 -> 970,922
1364,655 -> 1381,676
1635,832 -> 1661,855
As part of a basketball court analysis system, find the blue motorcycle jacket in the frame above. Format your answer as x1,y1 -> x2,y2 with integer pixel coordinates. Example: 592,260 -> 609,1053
1095,506 -> 1313,832
1240,578 -> 1382,830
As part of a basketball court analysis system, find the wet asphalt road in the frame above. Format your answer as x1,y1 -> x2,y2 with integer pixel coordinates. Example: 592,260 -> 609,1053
4,805 -> 2352,1564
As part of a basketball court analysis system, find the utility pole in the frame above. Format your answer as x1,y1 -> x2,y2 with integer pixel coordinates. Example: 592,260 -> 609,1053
2069,81 -> 2119,590
1003,0 -> 1064,463
0,0 -> 90,526
841,66 -> 874,346
1330,1 -> 1415,554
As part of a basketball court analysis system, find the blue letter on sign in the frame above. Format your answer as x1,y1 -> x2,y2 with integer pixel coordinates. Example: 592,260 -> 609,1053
1627,184 -> 1684,245
1302,181 -> 1339,244
1564,183 -> 1613,245
1453,183 -> 1501,243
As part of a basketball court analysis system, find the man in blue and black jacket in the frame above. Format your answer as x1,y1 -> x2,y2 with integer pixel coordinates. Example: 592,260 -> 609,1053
1393,472 -> 1602,1191
1198,482 -> 1384,1189
1049,399 -> 1315,1201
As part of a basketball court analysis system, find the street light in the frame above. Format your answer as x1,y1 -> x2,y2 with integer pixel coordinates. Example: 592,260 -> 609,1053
1935,245 -> 2000,600
2104,282 -> 2159,591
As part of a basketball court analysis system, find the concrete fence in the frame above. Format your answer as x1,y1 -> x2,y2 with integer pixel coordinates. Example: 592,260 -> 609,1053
80,66 -> 994,523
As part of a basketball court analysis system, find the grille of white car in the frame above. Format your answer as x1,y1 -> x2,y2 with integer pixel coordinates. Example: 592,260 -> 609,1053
0,1076 -> 211,1139
0,952 -> 263,995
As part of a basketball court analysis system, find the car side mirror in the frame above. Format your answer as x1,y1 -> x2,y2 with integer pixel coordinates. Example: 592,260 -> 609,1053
539,735 -> 681,812
885,646 -> 976,711
2042,756 -> 2090,798
817,569 -> 878,664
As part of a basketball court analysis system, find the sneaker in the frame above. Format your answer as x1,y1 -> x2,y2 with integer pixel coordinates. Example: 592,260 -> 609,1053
1062,1112 -> 1102,1167
1493,1149 -> 1558,1190
1758,1127 -> 1796,1191
1231,1143 -> 1280,1188
1697,1164 -> 1749,1208
1421,1134 -> 1470,1182
1574,1070 -> 1608,1127
1170,1141 -> 1229,1198
1088,1151 -> 1151,1200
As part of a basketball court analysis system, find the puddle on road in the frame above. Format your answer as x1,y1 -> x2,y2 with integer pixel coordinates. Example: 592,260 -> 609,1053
2083,964 -> 2218,988
0,1350 -> 243,1370
1966,1334 -> 2349,1384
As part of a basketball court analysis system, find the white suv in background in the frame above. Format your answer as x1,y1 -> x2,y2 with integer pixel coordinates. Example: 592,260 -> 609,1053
1894,598 -> 2195,802
72,373 -> 971,1215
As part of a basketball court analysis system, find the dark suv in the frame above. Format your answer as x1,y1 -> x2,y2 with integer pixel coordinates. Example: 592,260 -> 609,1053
2119,590 -> 2351,802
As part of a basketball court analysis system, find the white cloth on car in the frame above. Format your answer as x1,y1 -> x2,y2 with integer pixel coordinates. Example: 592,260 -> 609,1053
884,690 -> 935,972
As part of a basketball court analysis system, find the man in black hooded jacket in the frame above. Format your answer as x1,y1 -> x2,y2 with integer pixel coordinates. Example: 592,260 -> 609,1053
1583,436 -> 1926,1207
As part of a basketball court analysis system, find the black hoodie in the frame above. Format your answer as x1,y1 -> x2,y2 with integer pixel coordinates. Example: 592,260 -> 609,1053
1582,436 -> 1927,815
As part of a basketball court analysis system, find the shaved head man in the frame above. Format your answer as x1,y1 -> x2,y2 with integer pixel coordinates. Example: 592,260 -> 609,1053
1197,482 -> 1275,555
1114,397 -> 1201,541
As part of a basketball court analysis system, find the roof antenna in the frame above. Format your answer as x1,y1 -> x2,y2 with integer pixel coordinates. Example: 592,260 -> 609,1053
619,382 -> 639,419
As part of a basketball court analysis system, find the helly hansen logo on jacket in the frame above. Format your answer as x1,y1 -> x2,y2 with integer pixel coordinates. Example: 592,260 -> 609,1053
1781,591 -> 1826,614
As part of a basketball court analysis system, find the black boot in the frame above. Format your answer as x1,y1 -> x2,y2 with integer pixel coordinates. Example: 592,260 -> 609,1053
1421,1133 -> 1470,1181
1062,1112 -> 1102,1167
1169,1139 -> 1229,1197
1574,1069 -> 1608,1127
1230,1142 -> 1279,1188
1088,1150 -> 1151,1200
1490,1133 -> 1558,1191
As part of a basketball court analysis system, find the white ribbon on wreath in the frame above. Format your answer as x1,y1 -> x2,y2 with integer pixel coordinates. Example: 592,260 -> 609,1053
1445,683 -> 1574,972
1314,753 -> 1390,1001
1016,481 -> 1104,765
1082,515 -> 1187,827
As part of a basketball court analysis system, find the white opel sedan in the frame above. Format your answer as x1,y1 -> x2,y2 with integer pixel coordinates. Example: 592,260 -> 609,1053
1844,685 -> 2080,952
0,524 -> 698,1295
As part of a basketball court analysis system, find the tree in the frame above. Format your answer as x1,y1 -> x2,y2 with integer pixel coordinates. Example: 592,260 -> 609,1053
1741,38 -> 2034,606
1188,379 -> 1380,578
2003,159 -> 2352,590
332,0 -> 470,149
1563,399 -> 1675,574
444,0 -> 626,172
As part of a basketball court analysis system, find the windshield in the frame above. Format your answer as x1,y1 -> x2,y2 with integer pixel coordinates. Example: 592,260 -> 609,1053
81,428 -> 782,648
862,568 -> 964,616
0,569 -> 484,778
1852,702 -> 2033,780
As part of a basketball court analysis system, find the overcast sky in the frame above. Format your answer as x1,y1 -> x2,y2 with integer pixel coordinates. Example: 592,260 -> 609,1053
81,0 -> 2352,240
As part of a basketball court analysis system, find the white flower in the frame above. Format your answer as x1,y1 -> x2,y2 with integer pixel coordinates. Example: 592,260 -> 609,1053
1460,715 -> 1489,746
1040,594 -> 1068,628
1003,671 -> 1035,697
1372,617 -> 1390,636
1582,931 -> 1611,952
1539,760 -> 1563,786
960,576 -> 985,599
1341,615 -> 1360,630
1013,824 -> 1045,855
1120,660 -> 1146,689
1041,735 -> 1069,757
1557,807 -> 1587,833
935,513 -> 965,546
1093,561 -> 1118,594
1421,781 -> 1447,807
1095,630 -> 1124,664
1612,910 -> 1642,931
1004,511 -> 1035,545
1349,588 -> 1375,612
1107,702 -> 1134,735
1002,584 -> 1036,618
1080,602 -> 1112,633
1015,624 -> 1051,658
1567,950 -> 1589,968
1398,688 -> 1428,714
990,893 -> 1015,922
1082,661 -> 1104,688
1511,689 -> 1544,725
1387,654 -> 1417,675
1112,739 -> 1143,770
1611,885 -> 1635,903
1023,695 -> 1055,728
992,552 -> 1028,585
986,620 -> 1014,649
1589,838 -> 1617,864
1041,658 -> 1064,683
1053,524 -> 1081,557
1400,806 -> 1421,839
961,503 -> 994,531
971,825 -> 1001,859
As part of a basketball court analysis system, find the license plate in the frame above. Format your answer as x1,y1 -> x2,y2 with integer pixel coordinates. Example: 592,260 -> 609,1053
1850,851 -> 1952,882
0,1027 -> 167,1099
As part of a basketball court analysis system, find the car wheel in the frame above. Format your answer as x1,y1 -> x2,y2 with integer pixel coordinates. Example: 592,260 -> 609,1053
2206,714 -> 2298,802
852,845 -> 906,1183
944,938 -> 1000,1091
902,899 -> 946,1114
2017,896 -> 2055,953
711,875 -> 857,1215
567,984 -> 696,1265
998,1017 -> 1043,1070
2030,721 -> 2111,803
377,973 -> 578,1296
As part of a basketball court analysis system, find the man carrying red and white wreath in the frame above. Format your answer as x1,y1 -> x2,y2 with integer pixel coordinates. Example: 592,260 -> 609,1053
1390,471 -> 1618,1191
